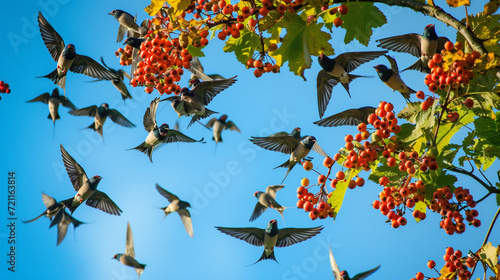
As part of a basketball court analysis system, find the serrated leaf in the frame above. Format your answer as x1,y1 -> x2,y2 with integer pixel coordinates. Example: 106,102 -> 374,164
457,14 -> 500,54
414,201 -> 427,223
398,102 -> 422,123
475,114 -> 500,141
442,144 -> 461,165
447,0 -> 470,7
167,0 -> 191,19
223,30 -> 261,66
260,10 -> 281,31
417,169 -> 458,201
272,13 -> 334,79
463,131 -> 476,149
186,45 -> 205,57
340,2 -> 387,46
145,0 -> 165,16
368,162 -> 408,187
328,168 -> 361,219
477,243 -> 499,275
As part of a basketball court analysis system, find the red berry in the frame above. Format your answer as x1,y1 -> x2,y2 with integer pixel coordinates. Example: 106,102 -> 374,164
338,4 -> 348,14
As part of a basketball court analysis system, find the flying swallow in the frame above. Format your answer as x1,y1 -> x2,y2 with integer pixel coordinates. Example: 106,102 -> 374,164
113,222 -> 146,278
205,114 -> 240,144
49,208 -> 84,246
250,185 -> 287,224
69,103 -> 135,139
59,144 -> 122,215
330,245 -> 380,280
316,51 -> 387,118
374,55 -> 415,101
376,24 -> 449,73
156,184 -> 193,238
216,220 -> 323,264
131,97 -> 204,162
37,11 -> 117,94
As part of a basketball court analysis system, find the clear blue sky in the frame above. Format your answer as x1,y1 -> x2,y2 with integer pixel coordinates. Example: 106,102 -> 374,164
0,1 -> 498,280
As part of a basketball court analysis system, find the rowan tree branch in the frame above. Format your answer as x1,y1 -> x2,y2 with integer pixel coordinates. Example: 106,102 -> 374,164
330,0 -> 487,54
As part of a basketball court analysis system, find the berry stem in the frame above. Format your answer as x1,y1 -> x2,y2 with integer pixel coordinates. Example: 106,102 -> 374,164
470,206 -> 500,279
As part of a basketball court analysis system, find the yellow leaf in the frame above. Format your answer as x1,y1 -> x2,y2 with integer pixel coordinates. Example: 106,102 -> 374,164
473,52 -> 500,71
428,0 -> 435,6
167,0 -> 192,19
145,0 -> 165,16
446,0 -> 470,8
413,201 -> 427,223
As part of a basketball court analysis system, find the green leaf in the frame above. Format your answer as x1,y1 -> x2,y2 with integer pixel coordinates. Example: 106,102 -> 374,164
368,161 -> 408,187
259,10 -> 282,31
273,13 -> 334,79
435,107 -> 475,152
414,201 -> 427,223
328,167 -> 361,219
477,242 -> 500,275
223,30 -> 261,66
340,2 -> 387,46
457,14 -> 500,54
441,144 -> 461,165
145,0 -> 165,16
397,123 -> 425,153
497,193 -> 500,206
397,102 -> 422,123
417,169 -> 457,202
186,45 -> 205,57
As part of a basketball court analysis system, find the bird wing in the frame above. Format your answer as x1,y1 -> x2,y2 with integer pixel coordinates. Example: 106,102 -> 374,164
162,130 -> 204,144
117,25 -> 127,43
60,144 -> 88,191
143,97 -> 159,132
27,93 -> 51,104
313,107 -> 376,127
125,222 -> 135,258
384,54 -> 400,74
352,265 -> 381,280
189,62 -> 212,82
38,11 -> 65,62
249,136 -> 300,154
155,184 -> 180,203
329,245 -> 343,280
86,190 -> 122,216
312,142 -> 329,157
108,109 -> 136,128
249,202 -> 267,222
193,76 -> 237,105
178,209 -> 193,238
224,121 -> 240,132
266,185 -> 285,199
276,226 -> 324,247
215,227 -> 265,246
190,56 -> 205,74
317,70 -> 340,118
118,69 -> 131,80
42,192 -> 57,209
161,96 -> 181,102
70,54 -> 119,81
206,117 -> 217,128
68,105 -> 98,117
335,51 -> 388,73
268,132 -> 288,137
59,95 -> 77,110
376,33 -> 422,57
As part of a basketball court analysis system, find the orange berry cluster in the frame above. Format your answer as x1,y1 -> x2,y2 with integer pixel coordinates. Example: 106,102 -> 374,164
296,157 -> 338,220
115,45 -> 134,66
414,247 -> 476,280
429,186 -> 480,235
127,33 -> 191,95
372,180 -> 427,228
246,55 -> 280,78
0,81 -> 11,100
424,41 -> 480,93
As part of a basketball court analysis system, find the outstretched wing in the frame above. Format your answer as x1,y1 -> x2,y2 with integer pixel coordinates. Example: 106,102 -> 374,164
162,130 -> 204,144
335,51 -> 388,73
27,93 -> 51,104
314,107 -> 376,127
250,136 -> 300,154
316,70 -> 340,118
155,184 -> 180,203
276,226 -> 323,247
215,226 -> 265,246
125,222 -> 135,258
38,11 -> 65,62
265,185 -> 285,199
108,109 -> 136,128
71,54 -> 119,81
86,190 -> 122,216
192,76 -> 237,105
60,144 -> 88,191
143,97 -> 159,132
68,105 -> 98,117
376,33 -> 422,57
